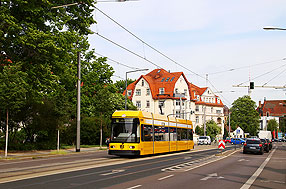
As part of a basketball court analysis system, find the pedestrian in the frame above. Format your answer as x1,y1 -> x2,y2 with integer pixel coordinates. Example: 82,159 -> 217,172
105,137 -> 110,149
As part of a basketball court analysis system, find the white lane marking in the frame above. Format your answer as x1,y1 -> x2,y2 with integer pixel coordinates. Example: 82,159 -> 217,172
240,148 -> 276,189
100,169 -> 125,176
158,174 -> 174,181
238,159 -> 249,162
126,185 -> 142,189
200,173 -> 224,181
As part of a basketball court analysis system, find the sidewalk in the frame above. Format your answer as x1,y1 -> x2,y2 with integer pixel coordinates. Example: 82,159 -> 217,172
0,146 -> 108,160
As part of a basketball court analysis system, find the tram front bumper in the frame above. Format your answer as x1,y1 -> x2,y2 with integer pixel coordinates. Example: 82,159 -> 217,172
108,150 -> 140,156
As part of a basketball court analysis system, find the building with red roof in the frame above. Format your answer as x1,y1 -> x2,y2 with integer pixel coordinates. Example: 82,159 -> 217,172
257,99 -> 286,130
124,69 -> 225,137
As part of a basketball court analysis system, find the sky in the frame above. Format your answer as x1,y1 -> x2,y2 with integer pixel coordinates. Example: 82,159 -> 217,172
88,0 -> 286,107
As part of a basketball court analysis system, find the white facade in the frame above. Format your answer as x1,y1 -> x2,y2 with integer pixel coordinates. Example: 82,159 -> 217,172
194,88 -> 224,137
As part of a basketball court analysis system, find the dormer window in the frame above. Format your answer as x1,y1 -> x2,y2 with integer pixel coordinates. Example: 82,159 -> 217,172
161,78 -> 165,82
159,88 -> 165,94
170,77 -> 175,82
127,90 -> 132,96
165,77 -> 170,82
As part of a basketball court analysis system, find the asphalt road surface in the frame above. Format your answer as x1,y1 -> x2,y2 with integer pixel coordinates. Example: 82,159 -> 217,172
0,143 -> 285,189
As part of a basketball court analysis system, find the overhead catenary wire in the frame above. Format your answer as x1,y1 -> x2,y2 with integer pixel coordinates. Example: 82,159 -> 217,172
94,6 -> 233,104
262,67 -> 286,86
94,52 -> 141,70
94,6 -> 205,80
95,32 -> 163,69
208,58 -> 286,75
236,63 -> 286,86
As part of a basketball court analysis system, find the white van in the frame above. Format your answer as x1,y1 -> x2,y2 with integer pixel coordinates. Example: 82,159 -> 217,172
198,136 -> 211,145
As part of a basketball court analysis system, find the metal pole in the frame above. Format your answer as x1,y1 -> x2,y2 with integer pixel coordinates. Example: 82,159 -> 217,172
4,109 -> 8,158
76,51 -> 81,152
204,105 -> 206,136
228,112 -> 231,137
125,72 -> 128,110
57,129 -> 60,151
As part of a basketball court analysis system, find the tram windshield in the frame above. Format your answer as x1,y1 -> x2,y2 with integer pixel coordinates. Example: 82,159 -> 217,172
111,118 -> 140,143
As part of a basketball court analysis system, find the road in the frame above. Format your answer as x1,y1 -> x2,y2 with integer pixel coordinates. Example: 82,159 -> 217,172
0,143 -> 285,189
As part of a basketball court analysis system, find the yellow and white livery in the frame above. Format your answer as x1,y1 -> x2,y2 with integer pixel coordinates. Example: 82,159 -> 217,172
108,110 -> 194,156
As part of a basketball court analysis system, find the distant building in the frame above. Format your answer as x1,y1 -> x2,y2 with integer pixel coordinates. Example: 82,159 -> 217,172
124,69 -> 224,136
257,99 -> 286,130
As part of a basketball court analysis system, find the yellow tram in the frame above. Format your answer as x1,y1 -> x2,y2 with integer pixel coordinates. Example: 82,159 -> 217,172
108,110 -> 194,156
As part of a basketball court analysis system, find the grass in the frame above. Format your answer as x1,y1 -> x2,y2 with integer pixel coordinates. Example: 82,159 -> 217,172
50,150 -> 68,155
61,145 -> 102,149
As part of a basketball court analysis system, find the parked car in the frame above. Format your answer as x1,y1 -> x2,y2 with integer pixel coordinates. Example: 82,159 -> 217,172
272,138 -> 278,142
198,136 -> 211,145
260,138 -> 270,153
223,138 -> 231,143
231,138 -> 246,145
266,138 -> 272,150
243,138 -> 264,155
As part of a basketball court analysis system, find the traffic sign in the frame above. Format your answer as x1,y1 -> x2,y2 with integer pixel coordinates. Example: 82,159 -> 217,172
218,140 -> 225,149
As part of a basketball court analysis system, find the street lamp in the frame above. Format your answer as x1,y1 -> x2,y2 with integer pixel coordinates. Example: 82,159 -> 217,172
125,69 -> 148,110
263,26 -> 286,31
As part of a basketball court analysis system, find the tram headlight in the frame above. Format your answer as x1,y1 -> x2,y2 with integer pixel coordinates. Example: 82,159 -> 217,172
110,145 -> 115,149
129,146 -> 135,149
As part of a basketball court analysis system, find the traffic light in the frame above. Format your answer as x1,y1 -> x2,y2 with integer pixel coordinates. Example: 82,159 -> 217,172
250,82 -> 254,89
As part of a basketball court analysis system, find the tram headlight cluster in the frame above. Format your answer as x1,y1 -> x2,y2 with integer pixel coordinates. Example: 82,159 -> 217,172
129,146 -> 135,149
110,145 -> 115,149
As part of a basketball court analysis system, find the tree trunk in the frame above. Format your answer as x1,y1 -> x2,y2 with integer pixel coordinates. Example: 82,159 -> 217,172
100,112 -> 103,149
5,109 -> 8,158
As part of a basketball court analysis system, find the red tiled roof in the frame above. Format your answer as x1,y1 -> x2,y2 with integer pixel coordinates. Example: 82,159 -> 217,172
123,69 -> 224,107
259,100 -> 286,117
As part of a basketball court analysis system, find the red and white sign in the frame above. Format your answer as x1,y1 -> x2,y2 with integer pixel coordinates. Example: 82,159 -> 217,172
218,140 -> 225,149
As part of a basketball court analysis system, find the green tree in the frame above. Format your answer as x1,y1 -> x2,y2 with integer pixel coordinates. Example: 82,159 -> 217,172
267,119 -> 278,132
279,117 -> 286,133
195,126 -> 204,136
206,120 -> 221,141
114,79 -> 136,94
230,96 -> 260,136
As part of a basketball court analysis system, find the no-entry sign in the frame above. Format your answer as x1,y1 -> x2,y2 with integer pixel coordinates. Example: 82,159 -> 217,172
218,140 -> 225,149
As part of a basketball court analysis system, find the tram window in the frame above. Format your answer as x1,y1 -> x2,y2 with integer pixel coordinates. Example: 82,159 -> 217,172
188,129 -> 193,140
178,128 -> 188,141
141,125 -> 153,141
154,126 -> 168,141
170,127 -> 177,141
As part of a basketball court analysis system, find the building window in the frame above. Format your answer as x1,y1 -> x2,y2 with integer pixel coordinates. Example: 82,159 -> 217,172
195,106 -> 199,112
170,77 -> 175,82
141,80 -> 144,86
176,110 -> 180,118
184,89 -> 187,95
196,116 -> 199,123
146,88 -> 150,96
136,101 -> 141,108
176,100 -> 180,106
175,88 -> 178,94
135,89 -> 141,96
127,90 -> 132,96
159,100 -> 165,108
146,100 -> 150,108
216,110 -> 221,114
211,107 -> 213,113
165,77 -> 170,82
159,88 -> 165,94
161,78 -> 165,82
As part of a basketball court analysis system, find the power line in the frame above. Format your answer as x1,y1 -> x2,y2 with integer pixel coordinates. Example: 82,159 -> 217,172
262,67 -> 286,86
236,63 -> 286,86
94,6 -> 205,80
94,52 -> 141,70
95,32 -> 163,69
208,58 -> 286,75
